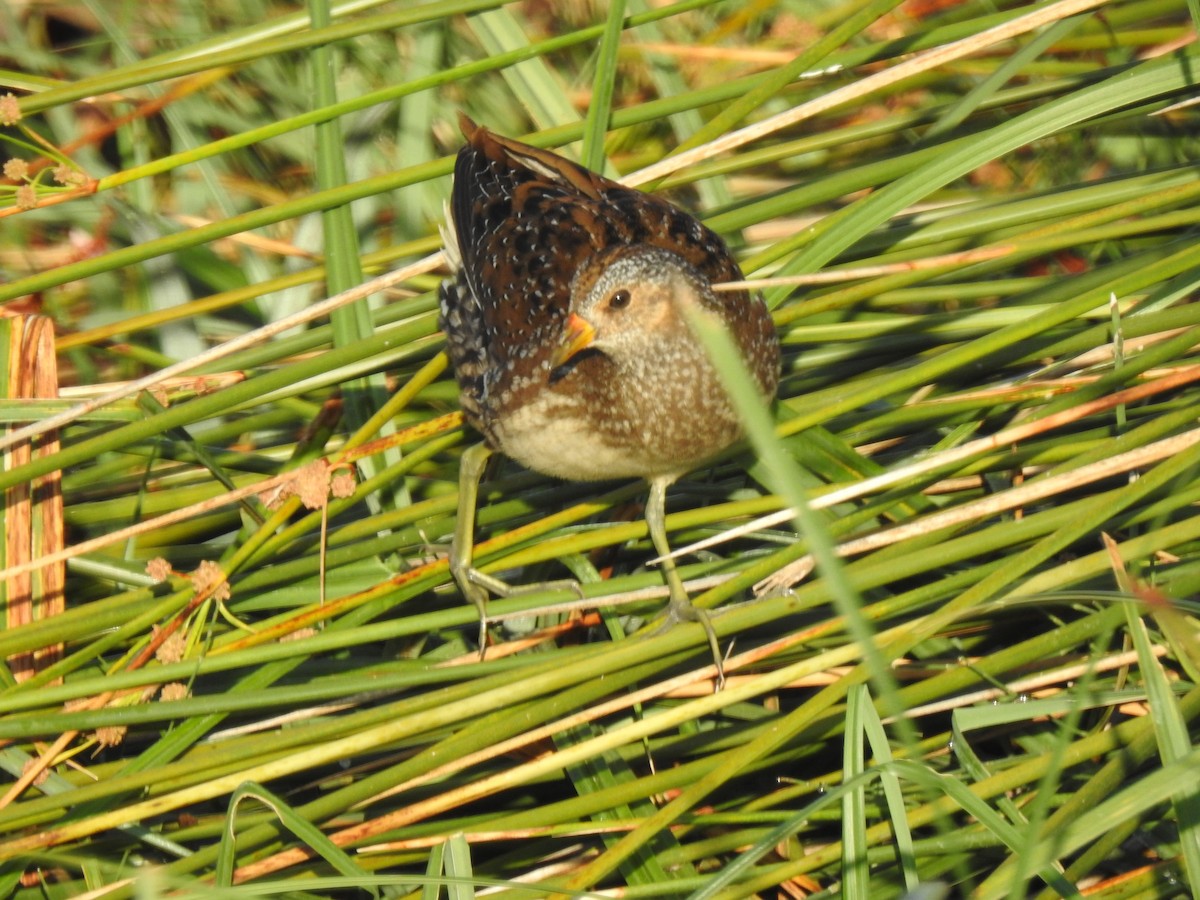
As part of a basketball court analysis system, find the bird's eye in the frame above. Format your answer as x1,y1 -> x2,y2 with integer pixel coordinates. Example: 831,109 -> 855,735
608,289 -> 631,310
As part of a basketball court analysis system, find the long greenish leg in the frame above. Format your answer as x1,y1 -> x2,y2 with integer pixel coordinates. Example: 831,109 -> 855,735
646,476 -> 725,689
450,443 -> 586,654
450,442 -> 495,654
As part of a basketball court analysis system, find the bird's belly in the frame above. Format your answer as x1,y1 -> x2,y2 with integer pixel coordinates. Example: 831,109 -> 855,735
493,402 -> 660,481
487,396 -> 667,482
491,390 -> 738,483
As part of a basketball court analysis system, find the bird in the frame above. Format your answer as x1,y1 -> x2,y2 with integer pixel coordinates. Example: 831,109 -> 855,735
438,114 -> 780,676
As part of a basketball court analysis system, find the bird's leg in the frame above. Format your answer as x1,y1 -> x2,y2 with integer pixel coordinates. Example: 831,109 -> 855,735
450,442 -> 503,654
646,476 -> 725,689
451,443 -> 585,655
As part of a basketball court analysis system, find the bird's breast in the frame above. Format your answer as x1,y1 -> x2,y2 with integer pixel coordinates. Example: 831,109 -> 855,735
489,351 -> 744,483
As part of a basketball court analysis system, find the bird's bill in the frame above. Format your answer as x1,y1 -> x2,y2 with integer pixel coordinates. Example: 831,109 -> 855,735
553,312 -> 597,367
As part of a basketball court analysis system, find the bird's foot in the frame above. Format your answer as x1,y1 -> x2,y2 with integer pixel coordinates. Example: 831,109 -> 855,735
454,565 -> 585,658
661,592 -> 726,692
